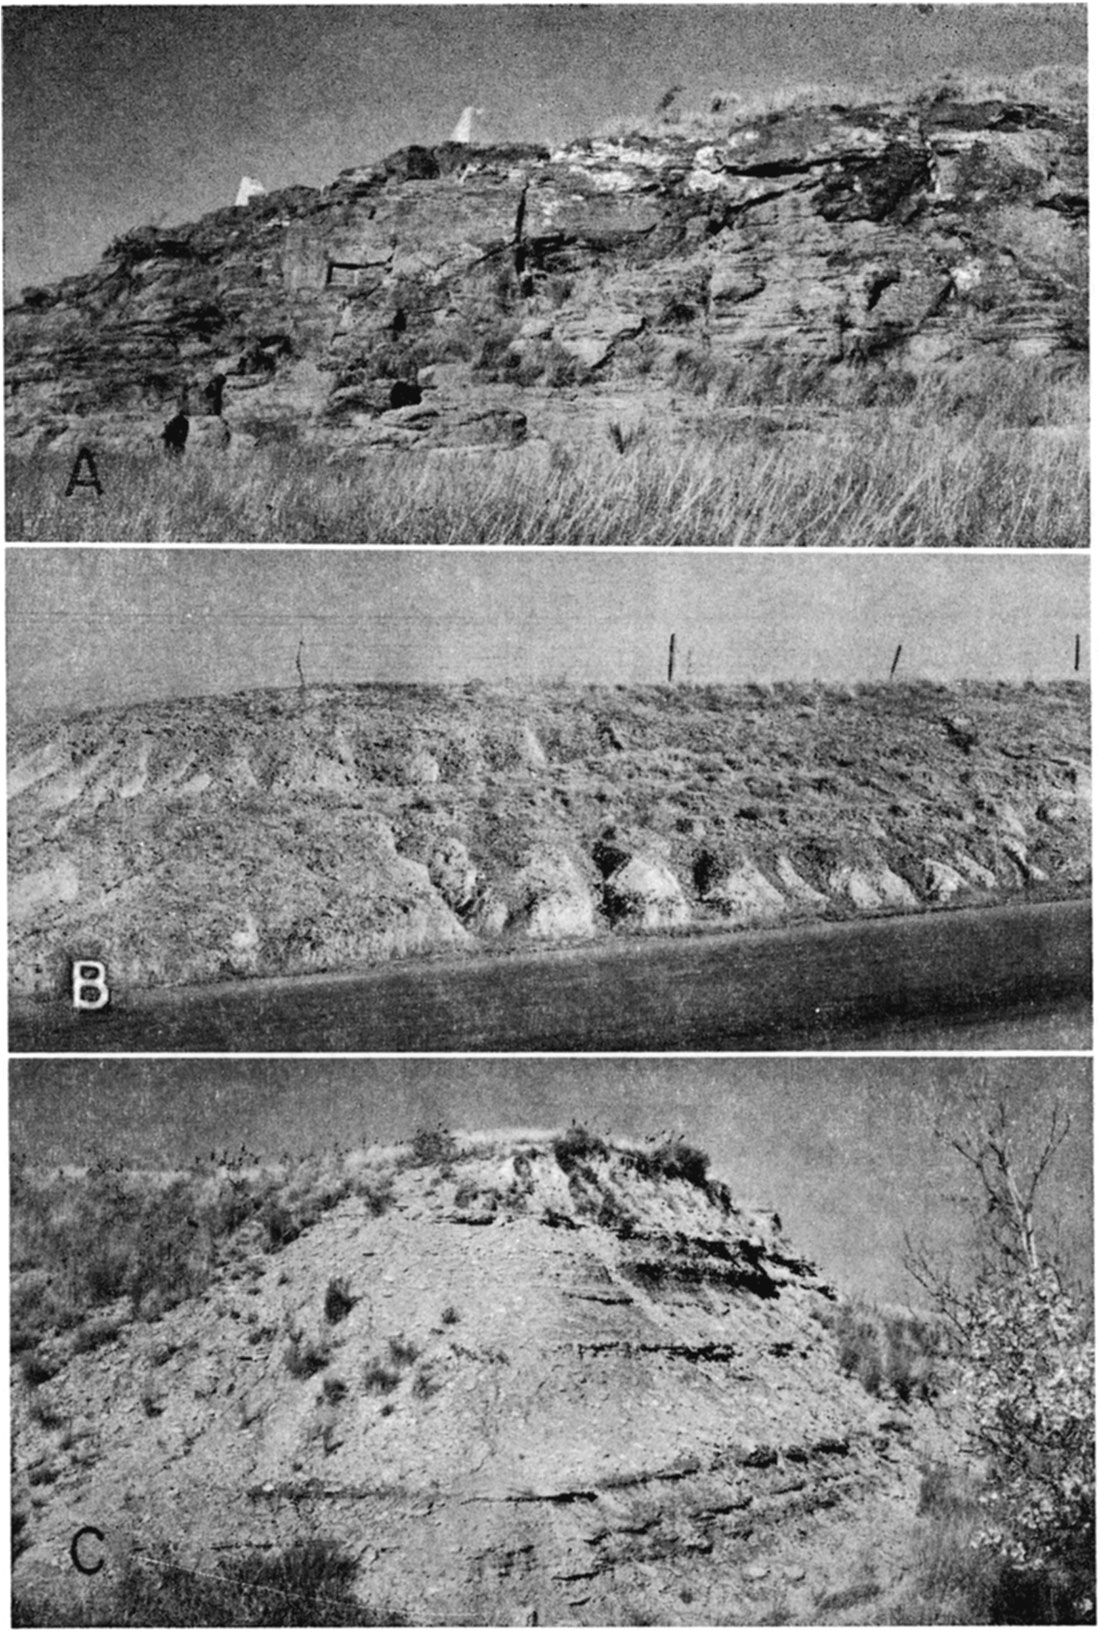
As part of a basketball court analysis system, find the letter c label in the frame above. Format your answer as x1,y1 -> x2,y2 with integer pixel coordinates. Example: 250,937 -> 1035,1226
70,1525 -> 105,1575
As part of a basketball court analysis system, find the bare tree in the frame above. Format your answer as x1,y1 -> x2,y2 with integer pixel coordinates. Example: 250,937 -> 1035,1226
904,1067 -> 1073,1336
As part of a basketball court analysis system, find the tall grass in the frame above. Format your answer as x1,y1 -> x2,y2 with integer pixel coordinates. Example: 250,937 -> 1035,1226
13,1538 -> 398,1627
895,1460 -> 1094,1625
8,409 -> 1085,547
9,1151 -> 391,1356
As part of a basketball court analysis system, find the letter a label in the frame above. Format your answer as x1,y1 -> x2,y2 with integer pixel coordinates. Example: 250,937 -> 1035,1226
72,960 -> 110,1011
65,446 -> 104,497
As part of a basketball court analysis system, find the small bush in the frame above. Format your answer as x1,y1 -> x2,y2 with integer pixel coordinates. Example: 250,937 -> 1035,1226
409,1125 -> 457,1167
363,1359 -> 401,1395
360,1174 -> 394,1217
322,1376 -> 348,1406
28,1391 -> 64,1427
412,1364 -> 442,1400
387,1335 -> 420,1367
19,1351 -> 60,1387
284,1333 -> 329,1379
72,1315 -> 125,1355
552,1126 -> 608,1173
441,1305 -> 460,1325
323,1278 -> 356,1324
642,1137 -> 711,1189
261,1200 -> 300,1250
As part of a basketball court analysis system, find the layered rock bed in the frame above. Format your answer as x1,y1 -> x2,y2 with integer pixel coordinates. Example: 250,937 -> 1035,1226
12,1133 -> 952,1623
8,679 -> 1090,997
5,87 -> 1086,459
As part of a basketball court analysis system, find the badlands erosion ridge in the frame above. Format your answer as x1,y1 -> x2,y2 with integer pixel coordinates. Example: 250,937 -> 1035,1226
13,1127 -> 962,1625
5,73 -> 1087,545
8,678 -> 1090,1000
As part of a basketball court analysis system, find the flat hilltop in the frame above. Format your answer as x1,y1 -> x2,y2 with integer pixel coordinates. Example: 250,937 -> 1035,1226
8,679 -> 1090,997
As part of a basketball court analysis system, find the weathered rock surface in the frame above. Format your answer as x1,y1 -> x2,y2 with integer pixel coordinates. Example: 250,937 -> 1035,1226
11,1135 -> 954,1624
5,88 -> 1086,456
8,680 -> 1089,997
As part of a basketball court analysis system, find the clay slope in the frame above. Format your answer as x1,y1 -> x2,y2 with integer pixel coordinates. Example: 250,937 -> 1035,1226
5,83 -> 1086,457
11,1136 -> 949,1624
8,680 -> 1089,996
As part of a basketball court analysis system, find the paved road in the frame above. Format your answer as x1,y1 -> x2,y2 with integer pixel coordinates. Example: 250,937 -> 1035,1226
10,899 -> 1090,1054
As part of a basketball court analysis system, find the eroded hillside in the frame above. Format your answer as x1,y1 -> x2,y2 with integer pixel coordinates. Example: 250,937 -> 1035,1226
5,83 -> 1086,459
8,680 -> 1089,997
12,1132 -> 955,1624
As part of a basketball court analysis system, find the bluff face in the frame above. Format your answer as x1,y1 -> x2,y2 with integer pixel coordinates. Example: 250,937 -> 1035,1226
5,89 -> 1086,456
8,680 -> 1090,997
11,1135 -> 951,1624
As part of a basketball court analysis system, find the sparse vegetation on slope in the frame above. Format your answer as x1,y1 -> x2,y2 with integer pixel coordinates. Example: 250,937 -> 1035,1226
11,1120 -> 1093,1625
10,680 -> 1089,998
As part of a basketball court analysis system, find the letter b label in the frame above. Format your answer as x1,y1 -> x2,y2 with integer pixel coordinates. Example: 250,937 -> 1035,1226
72,961 -> 110,1011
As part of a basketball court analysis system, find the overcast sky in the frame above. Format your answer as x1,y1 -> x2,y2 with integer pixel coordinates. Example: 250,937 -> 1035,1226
3,4 -> 1085,295
6,549 -> 1088,723
10,1057 -> 1092,1305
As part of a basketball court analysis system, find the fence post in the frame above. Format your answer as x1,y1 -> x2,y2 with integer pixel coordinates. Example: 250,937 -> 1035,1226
889,643 -> 903,680
667,634 -> 676,685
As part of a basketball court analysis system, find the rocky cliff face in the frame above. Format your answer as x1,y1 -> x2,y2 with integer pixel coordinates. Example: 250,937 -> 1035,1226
11,1134 -> 950,1624
8,680 -> 1090,996
5,87 -> 1086,456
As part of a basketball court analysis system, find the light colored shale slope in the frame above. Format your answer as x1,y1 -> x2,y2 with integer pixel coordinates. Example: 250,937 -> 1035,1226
8,680 -> 1089,995
12,1136 -> 955,1624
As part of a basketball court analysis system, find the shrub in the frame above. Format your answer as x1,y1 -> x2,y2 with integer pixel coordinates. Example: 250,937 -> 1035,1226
552,1126 -> 608,1173
958,1268 -> 1094,1619
19,1351 -> 59,1387
409,1125 -> 457,1167
262,1201 -> 301,1250
387,1335 -> 420,1368
359,1174 -> 394,1217
412,1364 -> 442,1400
323,1278 -> 356,1324
441,1305 -> 460,1325
284,1333 -> 329,1379
643,1137 -> 710,1189
363,1359 -> 401,1395
322,1376 -> 348,1406
72,1315 -> 125,1355
28,1391 -> 64,1427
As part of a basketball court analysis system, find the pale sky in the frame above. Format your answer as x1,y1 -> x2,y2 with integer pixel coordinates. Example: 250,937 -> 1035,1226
9,1057 -> 1092,1306
6,549 -> 1088,723
3,5 -> 1085,296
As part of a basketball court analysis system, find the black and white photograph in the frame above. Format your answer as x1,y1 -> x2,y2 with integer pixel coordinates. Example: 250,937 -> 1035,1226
4,4 -> 1094,1627
7,548 -> 1090,1052
9,1057 -> 1093,1627
3,3 -> 1086,545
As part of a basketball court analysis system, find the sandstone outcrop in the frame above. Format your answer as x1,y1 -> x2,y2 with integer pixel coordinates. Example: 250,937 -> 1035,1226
8,680 -> 1089,998
6,85 -> 1086,457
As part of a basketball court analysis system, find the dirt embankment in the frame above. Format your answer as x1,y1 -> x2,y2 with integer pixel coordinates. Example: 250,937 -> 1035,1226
8,680 -> 1090,996
11,1134 -> 955,1624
